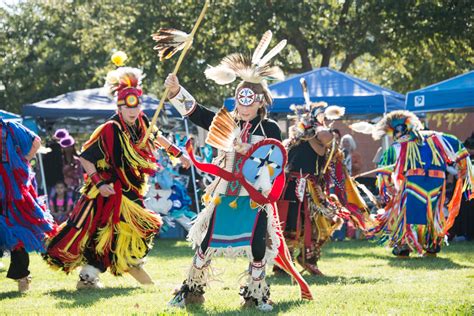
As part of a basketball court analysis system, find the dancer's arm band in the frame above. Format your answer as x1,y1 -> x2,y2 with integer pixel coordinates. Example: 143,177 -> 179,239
168,86 -> 196,116
90,172 -> 105,188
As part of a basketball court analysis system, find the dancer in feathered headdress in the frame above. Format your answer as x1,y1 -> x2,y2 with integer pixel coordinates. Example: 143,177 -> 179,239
277,78 -> 372,276
0,118 -> 57,292
163,30 -> 312,311
44,52 -> 190,289
366,110 -> 473,257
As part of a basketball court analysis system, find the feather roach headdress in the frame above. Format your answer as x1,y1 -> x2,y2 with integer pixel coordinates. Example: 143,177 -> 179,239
288,77 -> 345,141
372,110 -> 423,140
204,30 -> 287,106
105,52 -> 144,108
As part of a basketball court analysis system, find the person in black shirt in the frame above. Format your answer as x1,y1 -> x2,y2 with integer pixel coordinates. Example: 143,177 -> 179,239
277,81 -> 372,275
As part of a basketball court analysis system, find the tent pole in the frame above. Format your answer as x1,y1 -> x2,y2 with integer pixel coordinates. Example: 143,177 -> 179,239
37,153 -> 48,197
183,118 -> 201,213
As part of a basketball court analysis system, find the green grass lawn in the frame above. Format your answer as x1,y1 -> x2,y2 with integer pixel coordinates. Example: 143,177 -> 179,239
0,239 -> 473,315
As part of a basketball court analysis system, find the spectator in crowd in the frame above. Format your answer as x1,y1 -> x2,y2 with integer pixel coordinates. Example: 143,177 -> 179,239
42,129 -> 65,193
59,135 -> 83,201
49,181 -> 73,224
340,134 -> 362,176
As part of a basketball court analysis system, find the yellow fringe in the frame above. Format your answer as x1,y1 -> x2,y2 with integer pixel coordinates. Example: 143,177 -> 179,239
95,196 -> 162,275
427,138 -> 442,166
96,158 -> 110,170
406,141 -> 423,171
117,134 -> 156,195
56,212 -> 94,271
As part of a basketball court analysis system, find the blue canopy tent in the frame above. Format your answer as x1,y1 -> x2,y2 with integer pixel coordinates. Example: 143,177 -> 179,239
0,109 -> 22,122
0,109 -> 39,133
23,87 -> 179,119
224,67 -> 405,117
406,70 -> 474,112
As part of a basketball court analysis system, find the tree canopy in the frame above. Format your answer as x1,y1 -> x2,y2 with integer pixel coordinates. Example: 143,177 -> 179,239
1,0 -> 473,114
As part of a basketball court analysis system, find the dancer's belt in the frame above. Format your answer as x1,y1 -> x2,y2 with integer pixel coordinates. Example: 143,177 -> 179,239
406,168 -> 445,179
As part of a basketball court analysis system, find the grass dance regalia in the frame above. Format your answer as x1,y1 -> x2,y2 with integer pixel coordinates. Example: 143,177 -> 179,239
44,58 -> 185,289
371,110 -> 474,257
277,79 -> 372,275
0,118 -> 57,292
165,31 -> 312,311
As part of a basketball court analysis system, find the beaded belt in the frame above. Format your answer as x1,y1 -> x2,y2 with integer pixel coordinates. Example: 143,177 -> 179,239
406,168 -> 445,179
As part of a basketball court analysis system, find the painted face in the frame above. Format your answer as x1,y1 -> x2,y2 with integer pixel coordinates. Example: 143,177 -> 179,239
236,87 -> 264,107
119,104 -> 142,125
235,87 -> 265,121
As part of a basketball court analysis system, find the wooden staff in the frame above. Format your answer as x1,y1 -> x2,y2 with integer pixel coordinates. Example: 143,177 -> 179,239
141,0 -> 210,147
352,164 -> 395,179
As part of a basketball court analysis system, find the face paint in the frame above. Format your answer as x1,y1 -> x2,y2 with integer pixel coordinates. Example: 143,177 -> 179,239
236,87 -> 264,107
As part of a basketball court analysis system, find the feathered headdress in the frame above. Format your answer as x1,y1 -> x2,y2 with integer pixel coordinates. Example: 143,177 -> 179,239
288,78 -> 345,141
372,110 -> 423,140
349,121 -> 375,135
204,30 -> 286,85
105,52 -> 144,108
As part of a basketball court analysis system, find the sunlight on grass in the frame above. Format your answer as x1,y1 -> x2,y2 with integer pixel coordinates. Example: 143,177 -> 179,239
0,240 -> 473,315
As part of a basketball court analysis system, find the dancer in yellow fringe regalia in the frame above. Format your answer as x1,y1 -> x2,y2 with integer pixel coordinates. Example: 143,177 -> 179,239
44,53 -> 189,289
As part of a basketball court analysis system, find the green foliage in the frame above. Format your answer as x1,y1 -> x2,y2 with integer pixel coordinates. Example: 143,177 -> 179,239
1,0 -> 473,114
0,240 -> 473,314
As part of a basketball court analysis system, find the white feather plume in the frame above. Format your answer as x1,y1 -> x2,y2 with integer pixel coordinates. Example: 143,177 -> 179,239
252,30 -> 273,65
204,65 -> 236,85
205,30 -> 286,85
104,67 -> 143,98
324,105 -> 345,120
258,39 -> 287,67
300,78 -> 311,110
349,121 -> 375,135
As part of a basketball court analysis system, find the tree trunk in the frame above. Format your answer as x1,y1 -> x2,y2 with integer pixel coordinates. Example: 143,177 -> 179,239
320,46 -> 332,67
285,28 -> 313,72
340,52 -> 359,72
